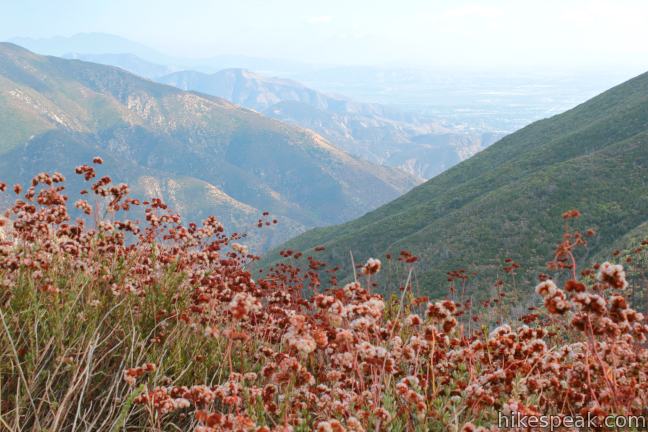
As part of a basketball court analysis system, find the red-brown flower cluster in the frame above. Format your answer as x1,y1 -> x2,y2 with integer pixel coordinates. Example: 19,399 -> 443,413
1,164 -> 646,431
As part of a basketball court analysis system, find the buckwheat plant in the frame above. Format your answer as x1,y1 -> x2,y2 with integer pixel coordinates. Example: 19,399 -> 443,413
0,164 -> 646,431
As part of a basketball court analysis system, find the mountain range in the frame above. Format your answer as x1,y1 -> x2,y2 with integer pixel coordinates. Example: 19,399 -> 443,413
158,68 -> 502,179
10,33 -> 632,136
0,43 -> 418,251
9,33 -> 315,76
263,70 -> 648,296
6,34 -> 507,179
63,52 -> 175,79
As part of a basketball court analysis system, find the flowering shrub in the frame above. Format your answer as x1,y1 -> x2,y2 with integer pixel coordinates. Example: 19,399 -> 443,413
0,164 -> 646,431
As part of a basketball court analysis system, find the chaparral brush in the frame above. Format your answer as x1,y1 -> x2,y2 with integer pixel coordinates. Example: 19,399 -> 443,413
0,162 -> 646,431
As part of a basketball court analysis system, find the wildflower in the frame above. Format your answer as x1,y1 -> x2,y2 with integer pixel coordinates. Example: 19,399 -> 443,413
316,422 -> 334,432
361,298 -> 385,318
342,281 -> 363,298
562,209 -> 581,219
357,341 -> 388,361
312,329 -> 329,347
231,242 -> 249,255
174,398 -> 191,409
283,315 -> 317,355
405,314 -> 422,326
350,317 -> 374,331
315,294 -> 336,309
335,329 -> 354,345
597,261 -> 628,289
346,417 -> 364,432
374,408 -> 391,423
535,280 -> 557,297
489,324 -> 511,338
287,334 -> 316,354
573,293 -> 606,315
123,363 -> 156,386
426,301 -> 451,320
461,422 -> 479,432
544,289 -> 571,314
564,279 -> 586,293
228,292 -> 261,319
74,199 -> 92,215
361,258 -> 381,275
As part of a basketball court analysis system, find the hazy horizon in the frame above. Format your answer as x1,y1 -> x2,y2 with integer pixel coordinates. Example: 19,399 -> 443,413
3,0 -> 648,76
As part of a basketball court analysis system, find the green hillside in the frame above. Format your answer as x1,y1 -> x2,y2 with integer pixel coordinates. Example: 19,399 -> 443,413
0,43 -> 419,251
263,71 -> 648,295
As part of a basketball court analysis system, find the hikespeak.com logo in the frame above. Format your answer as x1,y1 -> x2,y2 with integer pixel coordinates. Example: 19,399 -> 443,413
498,411 -> 647,431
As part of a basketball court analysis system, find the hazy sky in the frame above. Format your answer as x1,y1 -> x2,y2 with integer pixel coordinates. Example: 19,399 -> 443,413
2,0 -> 648,72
